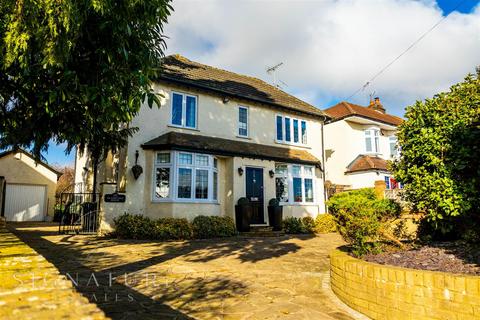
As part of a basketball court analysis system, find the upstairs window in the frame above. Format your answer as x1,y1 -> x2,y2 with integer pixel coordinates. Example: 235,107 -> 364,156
238,106 -> 248,137
389,136 -> 398,158
171,92 -> 197,129
276,116 -> 308,145
365,128 -> 380,153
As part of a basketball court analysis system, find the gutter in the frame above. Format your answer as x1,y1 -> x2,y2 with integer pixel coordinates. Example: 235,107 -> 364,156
321,115 -> 328,213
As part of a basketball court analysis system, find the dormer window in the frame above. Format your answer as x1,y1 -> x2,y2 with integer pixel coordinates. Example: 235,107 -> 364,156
365,128 -> 380,153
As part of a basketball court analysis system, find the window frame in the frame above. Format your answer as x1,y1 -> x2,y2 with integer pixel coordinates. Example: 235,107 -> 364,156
170,91 -> 198,129
238,105 -> 249,137
389,136 -> 398,158
275,114 -> 308,146
152,151 -> 218,203
274,163 -> 316,205
364,127 -> 380,154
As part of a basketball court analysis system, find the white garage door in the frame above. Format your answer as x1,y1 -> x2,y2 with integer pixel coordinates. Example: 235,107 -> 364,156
5,184 -> 47,222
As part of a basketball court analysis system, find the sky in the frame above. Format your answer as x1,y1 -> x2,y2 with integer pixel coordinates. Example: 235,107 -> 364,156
46,0 -> 480,166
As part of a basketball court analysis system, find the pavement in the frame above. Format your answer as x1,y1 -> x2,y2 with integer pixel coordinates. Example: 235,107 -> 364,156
7,222 -> 363,320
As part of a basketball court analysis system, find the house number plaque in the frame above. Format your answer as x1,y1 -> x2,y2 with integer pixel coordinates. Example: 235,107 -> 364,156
104,193 -> 126,203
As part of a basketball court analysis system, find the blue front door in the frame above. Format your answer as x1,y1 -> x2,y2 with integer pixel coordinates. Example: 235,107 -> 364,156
245,167 -> 264,224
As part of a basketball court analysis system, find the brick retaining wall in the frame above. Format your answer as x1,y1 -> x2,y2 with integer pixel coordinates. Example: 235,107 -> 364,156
330,249 -> 480,320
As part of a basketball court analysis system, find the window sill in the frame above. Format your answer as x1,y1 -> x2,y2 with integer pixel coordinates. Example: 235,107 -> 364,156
167,124 -> 200,132
280,202 -> 318,206
151,199 -> 220,205
236,135 -> 251,140
274,140 -> 311,149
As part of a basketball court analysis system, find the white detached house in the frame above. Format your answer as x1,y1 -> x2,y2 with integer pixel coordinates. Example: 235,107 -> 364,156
74,55 -> 329,231
323,98 -> 403,191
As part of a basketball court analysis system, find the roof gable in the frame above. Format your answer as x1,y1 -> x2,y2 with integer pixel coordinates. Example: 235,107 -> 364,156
324,101 -> 403,126
0,149 -> 62,177
159,55 -> 327,119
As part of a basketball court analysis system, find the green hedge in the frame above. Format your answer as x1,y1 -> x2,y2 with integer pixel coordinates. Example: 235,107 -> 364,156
113,213 -> 236,240
192,215 -> 237,239
282,216 -> 316,234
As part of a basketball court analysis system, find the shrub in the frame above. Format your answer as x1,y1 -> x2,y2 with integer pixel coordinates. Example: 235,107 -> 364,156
114,213 -> 154,239
114,213 -> 192,240
153,218 -> 193,240
192,215 -> 237,239
314,214 -> 337,233
327,188 -> 402,256
282,216 -> 315,234
392,70 -> 480,239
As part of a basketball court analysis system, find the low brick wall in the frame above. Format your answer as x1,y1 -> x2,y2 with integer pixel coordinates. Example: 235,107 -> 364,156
330,249 -> 480,320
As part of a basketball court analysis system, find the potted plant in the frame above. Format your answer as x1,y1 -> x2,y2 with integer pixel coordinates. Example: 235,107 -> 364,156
235,197 -> 252,232
268,198 -> 283,231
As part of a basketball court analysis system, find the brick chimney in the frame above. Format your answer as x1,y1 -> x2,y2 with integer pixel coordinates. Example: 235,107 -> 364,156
368,97 -> 386,113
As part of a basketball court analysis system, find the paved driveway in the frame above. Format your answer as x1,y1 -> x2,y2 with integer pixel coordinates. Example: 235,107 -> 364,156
9,223 -> 358,320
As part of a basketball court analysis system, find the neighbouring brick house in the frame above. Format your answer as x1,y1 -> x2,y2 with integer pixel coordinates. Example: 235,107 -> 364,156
323,98 -> 403,190
75,54 -> 330,231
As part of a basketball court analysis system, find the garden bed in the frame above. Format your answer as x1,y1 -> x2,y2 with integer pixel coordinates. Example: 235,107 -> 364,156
363,242 -> 480,275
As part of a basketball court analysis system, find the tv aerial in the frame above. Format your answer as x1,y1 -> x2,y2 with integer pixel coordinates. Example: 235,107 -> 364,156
266,62 -> 286,88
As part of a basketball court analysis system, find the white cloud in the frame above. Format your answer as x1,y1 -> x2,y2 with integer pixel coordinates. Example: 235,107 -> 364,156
164,0 -> 480,116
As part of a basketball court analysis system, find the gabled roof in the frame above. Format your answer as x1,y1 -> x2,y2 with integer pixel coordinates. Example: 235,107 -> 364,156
142,132 -> 322,167
0,148 -> 63,177
159,55 -> 327,119
324,101 -> 403,126
345,155 -> 389,174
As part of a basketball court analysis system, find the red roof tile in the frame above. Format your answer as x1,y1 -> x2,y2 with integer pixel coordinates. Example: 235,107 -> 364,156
345,155 -> 389,173
324,101 -> 403,126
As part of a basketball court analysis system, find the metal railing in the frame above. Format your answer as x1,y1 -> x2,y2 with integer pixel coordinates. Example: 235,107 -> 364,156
58,193 -> 100,234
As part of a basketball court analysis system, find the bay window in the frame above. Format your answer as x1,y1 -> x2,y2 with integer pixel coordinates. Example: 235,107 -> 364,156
153,151 -> 218,202
171,92 -> 197,129
276,115 -> 308,146
274,163 -> 315,204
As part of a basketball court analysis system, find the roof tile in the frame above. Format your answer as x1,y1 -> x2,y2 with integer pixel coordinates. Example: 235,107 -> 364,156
324,101 -> 403,126
159,55 -> 326,118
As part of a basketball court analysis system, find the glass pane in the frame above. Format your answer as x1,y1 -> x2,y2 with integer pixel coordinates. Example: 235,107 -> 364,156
195,169 -> 209,199
276,116 -> 283,140
301,121 -> 307,144
178,153 -> 193,165
155,168 -> 170,198
177,168 -> 192,198
213,172 -> 218,200
186,96 -> 196,128
275,177 -> 288,202
172,93 -> 183,125
304,178 -> 313,202
196,155 -> 209,166
365,137 -> 372,152
213,158 -> 218,169
374,136 -> 380,153
292,165 -> 301,176
275,164 -> 288,175
239,107 -> 248,136
293,119 -> 299,143
293,177 -> 302,202
156,153 -> 170,164
304,166 -> 314,176
285,118 -> 291,142
384,176 -> 390,190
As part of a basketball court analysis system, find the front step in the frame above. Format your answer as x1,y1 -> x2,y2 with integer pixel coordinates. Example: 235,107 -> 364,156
239,226 -> 285,237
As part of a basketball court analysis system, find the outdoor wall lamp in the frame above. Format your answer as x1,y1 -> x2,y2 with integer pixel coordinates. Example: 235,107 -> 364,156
269,170 -> 275,178
132,150 -> 143,180
223,96 -> 230,104
238,167 -> 244,176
